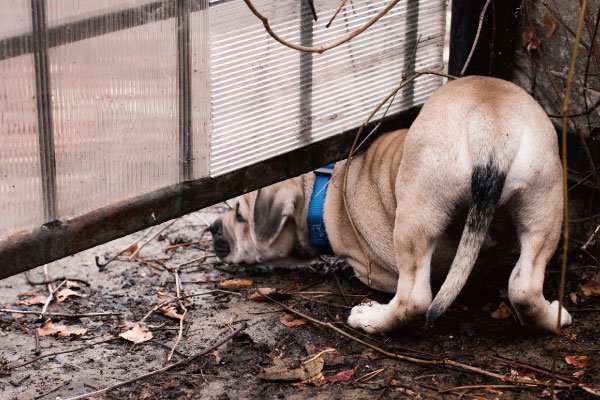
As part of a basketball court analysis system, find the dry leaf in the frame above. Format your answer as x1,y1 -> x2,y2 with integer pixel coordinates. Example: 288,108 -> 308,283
158,305 -> 184,320
119,322 -> 153,344
280,314 -> 307,327
325,368 -> 355,383
213,350 -> 222,365
305,344 -> 343,366
122,243 -> 140,256
56,288 -> 82,303
257,356 -> 324,381
65,280 -> 82,290
249,287 -> 290,301
491,301 -> 512,319
510,368 -> 536,381
580,272 -> 600,298
565,355 -> 592,369
573,369 -> 586,378
217,278 -> 253,290
569,292 -> 578,305
561,328 -> 577,341
543,13 -> 556,36
17,293 -> 47,306
11,313 -> 24,319
37,319 -> 87,337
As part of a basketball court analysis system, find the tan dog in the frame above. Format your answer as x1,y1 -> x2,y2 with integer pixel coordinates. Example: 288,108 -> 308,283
209,76 -> 572,333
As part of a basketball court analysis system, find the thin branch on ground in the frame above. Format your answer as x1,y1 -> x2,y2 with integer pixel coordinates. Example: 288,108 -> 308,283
95,226 -> 157,270
25,275 -> 90,287
243,0 -> 401,54
582,224 -> 600,250
61,323 -> 247,400
167,267 -> 188,362
460,0 -> 491,75
9,337 -> 118,369
128,218 -> 180,260
0,309 -> 122,319
40,279 -> 67,318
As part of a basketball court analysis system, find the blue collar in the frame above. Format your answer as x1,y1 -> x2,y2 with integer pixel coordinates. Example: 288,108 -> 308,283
307,163 -> 334,253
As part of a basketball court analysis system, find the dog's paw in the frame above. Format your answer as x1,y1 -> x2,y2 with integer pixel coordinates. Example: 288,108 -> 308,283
547,300 -> 572,327
347,301 -> 392,334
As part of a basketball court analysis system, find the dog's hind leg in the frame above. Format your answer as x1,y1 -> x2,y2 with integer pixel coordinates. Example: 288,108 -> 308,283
508,181 -> 572,332
347,185 -> 454,333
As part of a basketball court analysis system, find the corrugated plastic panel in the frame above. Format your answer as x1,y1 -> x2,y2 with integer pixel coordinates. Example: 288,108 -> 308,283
208,0 -> 445,176
48,5 -> 179,218
0,1 -> 44,240
190,0 -> 212,179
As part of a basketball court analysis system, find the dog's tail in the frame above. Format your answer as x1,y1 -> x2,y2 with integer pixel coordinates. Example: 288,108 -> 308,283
426,162 -> 506,323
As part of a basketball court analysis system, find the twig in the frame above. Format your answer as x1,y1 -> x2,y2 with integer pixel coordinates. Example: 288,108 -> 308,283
243,0 -> 401,54
547,97 -> 600,118
582,224 -> 600,250
263,296 -> 577,390
139,290 -> 242,323
40,279 -> 67,318
25,275 -> 90,287
129,218 -> 180,260
61,323 -> 247,400
552,1 -> 588,394
0,309 -> 122,319
95,226 -> 157,269
326,0 -> 348,28
439,384 -> 537,394
165,240 -> 208,251
460,0 -> 491,76
34,380 -> 71,400
9,337 -> 118,369
167,268 -> 188,362
490,356 -> 578,384
307,0 -> 317,21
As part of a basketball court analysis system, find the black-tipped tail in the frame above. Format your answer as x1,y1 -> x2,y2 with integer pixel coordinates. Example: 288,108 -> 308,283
426,163 -> 506,324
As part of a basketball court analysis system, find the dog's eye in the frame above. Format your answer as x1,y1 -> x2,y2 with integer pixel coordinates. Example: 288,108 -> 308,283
235,204 -> 247,223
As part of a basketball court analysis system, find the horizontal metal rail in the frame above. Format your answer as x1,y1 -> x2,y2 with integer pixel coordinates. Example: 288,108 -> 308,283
0,108 -> 421,279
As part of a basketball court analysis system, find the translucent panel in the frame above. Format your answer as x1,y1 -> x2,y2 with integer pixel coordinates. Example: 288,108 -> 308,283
0,53 -> 44,239
190,0 -> 211,179
208,0 -> 445,176
46,0 -> 154,27
49,20 -> 179,218
0,0 -> 30,38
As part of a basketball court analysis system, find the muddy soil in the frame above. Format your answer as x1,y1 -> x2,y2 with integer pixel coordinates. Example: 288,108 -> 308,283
0,205 -> 598,400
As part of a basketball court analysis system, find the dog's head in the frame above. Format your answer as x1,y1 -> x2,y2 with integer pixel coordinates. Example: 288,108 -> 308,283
209,179 -> 309,265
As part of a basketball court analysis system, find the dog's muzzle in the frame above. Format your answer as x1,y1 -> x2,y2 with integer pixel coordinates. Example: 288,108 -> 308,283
209,219 -> 230,259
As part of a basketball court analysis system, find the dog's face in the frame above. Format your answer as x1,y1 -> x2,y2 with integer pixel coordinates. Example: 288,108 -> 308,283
209,180 -> 304,265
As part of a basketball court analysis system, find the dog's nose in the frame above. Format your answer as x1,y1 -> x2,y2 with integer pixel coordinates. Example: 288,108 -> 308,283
208,219 -> 222,235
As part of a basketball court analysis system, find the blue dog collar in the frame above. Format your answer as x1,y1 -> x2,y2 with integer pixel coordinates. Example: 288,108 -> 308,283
307,163 -> 334,252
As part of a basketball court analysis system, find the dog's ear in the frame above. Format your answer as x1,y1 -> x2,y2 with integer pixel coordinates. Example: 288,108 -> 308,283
253,186 -> 298,245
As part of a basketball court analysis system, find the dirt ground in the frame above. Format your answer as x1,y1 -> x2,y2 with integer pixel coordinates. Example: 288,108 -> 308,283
0,204 -> 599,400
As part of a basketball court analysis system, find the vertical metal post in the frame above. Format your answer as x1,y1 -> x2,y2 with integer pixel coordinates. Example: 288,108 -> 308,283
177,0 -> 193,181
31,0 -> 57,221
299,1 -> 313,144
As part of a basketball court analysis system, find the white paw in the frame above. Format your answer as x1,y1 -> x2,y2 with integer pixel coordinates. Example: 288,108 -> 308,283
347,301 -> 391,334
548,300 -> 572,327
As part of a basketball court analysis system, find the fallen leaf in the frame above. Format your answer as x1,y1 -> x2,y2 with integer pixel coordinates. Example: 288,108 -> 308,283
65,280 -> 82,290
56,288 -> 82,303
280,314 -> 307,327
119,322 -> 153,344
573,369 -> 586,378
543,13 -> 556,36
305,343 -> 343,366
561,328 -> 577,341
37,319 -> 87,337
510,368 -> 536,381
10,313 -> 24,319
325,368 -> 355,383
257,356 -> 324,381
249,287 -> 290,301
569,292 -> 578,305
122,243 -> 140,256
491,301 -> 513,319
580,272 -> 600,298
213,350 -> 222,365
17,293 -> 47,306
217,278 -> 253,290
565,355 -> 592,369
158,305 -> 184,320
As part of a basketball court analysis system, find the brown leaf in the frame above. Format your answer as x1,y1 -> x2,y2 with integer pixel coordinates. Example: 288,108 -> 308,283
280,314 -> 307,327
491,301 -> 513,319
561,328 -> 577,341
17,293 -> 47,306
325,368 -> 355,383
122,243 -> 140,256
510,368 -> 536,381
217,278 -> 253,290
56,288 -> 82,303
543,13 -> 556,36
65,280 -> 82,290
249,287 -> 290,301
37,319 -> 87,337
119,322 -> 153,344
565,355 -> 592,369
11,313 -> 24,319
158,305 -> 184,320
573,369 -> 586,378
580,272 -> 600,298
213,350 -> 222,365
257,356 -> 324,381
569,292 -> 578,305
305,344 -> 343,366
